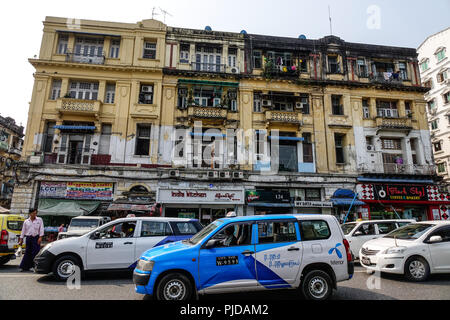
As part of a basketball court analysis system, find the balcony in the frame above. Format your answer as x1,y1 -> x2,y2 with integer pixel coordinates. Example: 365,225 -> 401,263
8,147 -> 22,156
359,163 -> 437,175
65,52 -> 105,65
265,111 -> 302,124
56,98 -> 101,117
370,73 -> 403,85
188,106 -> 228,120
191,62 -> 226,73
375,117 -> 412,130
54,147 -> 96,165
263,65 -> 299,78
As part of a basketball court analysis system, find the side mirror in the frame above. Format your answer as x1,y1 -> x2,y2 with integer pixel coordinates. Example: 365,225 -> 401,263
205,239 -> 218,249
429,235 -> 443,244
91,232 -> 101,240
354,231 -> 363,236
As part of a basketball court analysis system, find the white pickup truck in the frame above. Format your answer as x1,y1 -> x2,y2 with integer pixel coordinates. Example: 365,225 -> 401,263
57,216 -> 111,240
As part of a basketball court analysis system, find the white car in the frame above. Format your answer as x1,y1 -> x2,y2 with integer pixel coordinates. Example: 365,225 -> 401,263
359,221 -> 450,281
342,219 -> 415,259
57,216 -> 111,240
34,217 -> 203,281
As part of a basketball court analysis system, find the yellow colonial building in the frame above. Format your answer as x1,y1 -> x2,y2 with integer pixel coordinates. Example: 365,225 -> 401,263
12,16 -> 442,225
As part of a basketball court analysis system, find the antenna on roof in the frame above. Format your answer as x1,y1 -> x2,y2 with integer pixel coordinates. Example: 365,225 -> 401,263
151,7 -> 160,20
159,7 -> 173,24
328,5 -> 333,35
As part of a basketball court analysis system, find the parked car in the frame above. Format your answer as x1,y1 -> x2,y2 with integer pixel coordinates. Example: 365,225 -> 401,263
133,214 -> 354,301
342,219 -> 415,259
359,221 -> 450,281
0,213 -> 25,265
34,217 -> 203,281
57,216 -> 111,240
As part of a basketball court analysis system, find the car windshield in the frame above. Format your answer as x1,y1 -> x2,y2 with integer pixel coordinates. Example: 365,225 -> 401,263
188,220 -> 224,245
341,223 -> 357,235
384,224 -> 435,240
70,219 -> 100,228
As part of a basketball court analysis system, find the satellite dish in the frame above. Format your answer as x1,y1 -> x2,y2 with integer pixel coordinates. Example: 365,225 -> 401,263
205,26 -> 212,31
299,34 -> 307,39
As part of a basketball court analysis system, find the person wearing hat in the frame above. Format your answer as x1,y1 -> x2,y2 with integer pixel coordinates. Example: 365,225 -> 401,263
18,208 -> 44,272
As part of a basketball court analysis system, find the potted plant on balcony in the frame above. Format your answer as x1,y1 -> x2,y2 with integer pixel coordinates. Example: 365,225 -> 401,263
262,57 -> 274,81
63,93 -> 72,99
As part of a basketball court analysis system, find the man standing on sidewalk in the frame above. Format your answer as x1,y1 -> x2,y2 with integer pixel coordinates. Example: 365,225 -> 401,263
18,208 -> 44,272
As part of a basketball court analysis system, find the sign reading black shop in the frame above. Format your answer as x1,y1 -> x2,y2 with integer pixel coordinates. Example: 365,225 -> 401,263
373,185 -> 428,201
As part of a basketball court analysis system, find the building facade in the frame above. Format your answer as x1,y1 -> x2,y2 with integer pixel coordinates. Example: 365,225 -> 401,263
418,27 -> 450,191
10,16 -> 447,226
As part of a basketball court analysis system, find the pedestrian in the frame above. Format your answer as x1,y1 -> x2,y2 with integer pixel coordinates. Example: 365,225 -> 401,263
58,224 -> 65,233
18,208 -> 44,272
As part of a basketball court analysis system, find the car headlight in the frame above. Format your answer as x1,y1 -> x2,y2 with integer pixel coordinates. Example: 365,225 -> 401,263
137,259 -> 154,272
383,247 -> 407,255
40,243 -> 53,254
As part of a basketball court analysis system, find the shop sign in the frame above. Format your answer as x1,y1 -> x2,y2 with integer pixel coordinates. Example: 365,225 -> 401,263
158,188 -> 244,204
294,201 -> 333,208
40,182 -> 113,200
246,190 -> 291,204
358,184 -> 428,201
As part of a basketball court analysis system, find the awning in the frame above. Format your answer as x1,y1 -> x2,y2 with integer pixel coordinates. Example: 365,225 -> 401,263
247,203 -> 293,208
107,203 -> 154,211
268,136 -> 304,142
38,199 -> 100,217
54,125 -> 96,131
331,199 -> 366,206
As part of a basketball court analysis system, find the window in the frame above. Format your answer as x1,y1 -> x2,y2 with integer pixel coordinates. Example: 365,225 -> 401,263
331,95 -> 344,115
135,124 -> 151,156
357,59 -> 368,77
143,41 -> 157,59
193,87 -> 222,107
443,92 -> 450,104
420,59 -> 429,72
299,57 -> 308,73
300,220 -> 331,241
179,43 -> 190,63
382,138 -> 402,150
302,133 -> 313,163
431,120 -> 438,131
423,79 -> 433,89
428,99 -> 436,112
362,99 -> 370,119
139,84 -> 154,104
69,81 -> 99,100
255,130 -> 266,157
305,189 -> 321,201
57,34 -> 68,54
376,223 -> 397,235
434,141 -> 442,152
170,221 -> 202,235
273,94 -> 295,111
376,101 -> 398,118
334,133 -> 345,164
299,94 -> 310,114
140,221 -> 172,237
210,223 -> 253,247
258,221 -> 297,244
355,223 -> 376,236
437,163 -> 447,173
105,83 -> 116,104
74,37 -> 104,59
109,39 -> 120,58
398,62 -> 408,80
97,221 -> 137,239
253,50 -> 262,69
436,48 -> 446,62
42,122 -> 56,153
195,46 -> 222,72
99,124 -> 112,155
328,56 -> 341,74
405,101 -> 412,116
50,79 -> 62,100
228,48 -> 237,67
253,93 -> 262,112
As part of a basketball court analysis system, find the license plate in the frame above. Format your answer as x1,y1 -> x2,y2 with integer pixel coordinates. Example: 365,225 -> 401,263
361,256 -> 371,265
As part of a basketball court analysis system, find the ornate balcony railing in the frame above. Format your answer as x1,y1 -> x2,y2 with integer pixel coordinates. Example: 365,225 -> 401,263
376,117 -> 412,130
56,98 -> 101,116
66,52 -> 105,65
191,62 -> 227,73
265,111 -> 302,124
359,163 -> 437,175
188,106 -> 228,119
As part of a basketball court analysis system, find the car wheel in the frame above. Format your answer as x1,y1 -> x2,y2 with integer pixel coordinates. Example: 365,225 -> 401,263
301,270 -> 333,301
0,255 -> 12,266
52,255 -> 81,282
405,256 -> 430,282
156,273 -> 193,301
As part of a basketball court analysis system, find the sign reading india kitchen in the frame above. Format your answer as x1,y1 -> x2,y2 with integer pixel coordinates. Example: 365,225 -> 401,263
158,189 -> 244,204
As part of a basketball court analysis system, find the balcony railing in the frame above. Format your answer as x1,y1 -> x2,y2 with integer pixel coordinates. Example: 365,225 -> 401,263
370,73 -> 403,84
66,52 -> 105,65
188,106 -> 228,119
264,65 -> 299,78
54,147 -> 96,165
359,163 -> 437,175
56,98 -> 101,116
8,147 -> 22,155
376,117 -> 412,130
191,62 -> 226,73
265,111 -> 302,124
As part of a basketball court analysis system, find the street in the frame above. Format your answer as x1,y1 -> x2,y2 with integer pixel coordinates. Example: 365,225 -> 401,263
1,258 -> 450,300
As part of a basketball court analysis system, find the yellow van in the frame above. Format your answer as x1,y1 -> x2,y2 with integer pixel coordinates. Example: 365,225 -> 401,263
0,214 -> 25,265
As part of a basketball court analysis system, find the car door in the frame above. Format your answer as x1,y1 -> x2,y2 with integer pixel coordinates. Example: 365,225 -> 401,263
349,223 -> 377,257
86,220 -> 137,270
199,222 -> 258,293
427,226 -> 450,271
134,220 -> 175,264
254,219 -> 302,288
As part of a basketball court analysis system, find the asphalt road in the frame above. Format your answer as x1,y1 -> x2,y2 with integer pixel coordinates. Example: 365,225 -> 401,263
1,258 -> 450,300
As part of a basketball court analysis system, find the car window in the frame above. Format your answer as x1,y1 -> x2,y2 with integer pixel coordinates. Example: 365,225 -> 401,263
429,226 -> 450,243
97,221 -> 137,239
190,220 -> 224,245
300,220 -> 331,241
7,219 -> 23,231
258,221 -> 297,244
70,219 -> 100,228
341,223 -> 357,235
384,224 -> 435,240
211,223 -> 253,247
397,222 -> 411,228
355,223 -> 376,236
170,221 -> 203,235
140,221 -> 172,237
376,223 -> 397,235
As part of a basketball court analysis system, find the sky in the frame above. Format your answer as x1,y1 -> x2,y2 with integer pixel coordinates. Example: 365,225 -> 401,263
0,0 -> 449,131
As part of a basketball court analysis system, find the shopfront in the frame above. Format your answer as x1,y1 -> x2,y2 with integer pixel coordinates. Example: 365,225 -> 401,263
245,190 -> 293,215
357,184 -> 450,221
157,188 -> 245,226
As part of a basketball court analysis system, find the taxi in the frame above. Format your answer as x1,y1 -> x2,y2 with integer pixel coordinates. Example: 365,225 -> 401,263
0,213 -> 25,265
133,214 -> 354,301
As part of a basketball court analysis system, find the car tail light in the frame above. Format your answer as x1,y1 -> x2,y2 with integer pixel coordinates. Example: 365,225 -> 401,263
0,230 -> 8,245
343,238 -> 352,262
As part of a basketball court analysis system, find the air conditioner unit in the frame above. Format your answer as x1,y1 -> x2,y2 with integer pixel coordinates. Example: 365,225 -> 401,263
230,67 -> 240,74
262,99 -> 272,107
233,171 -> 244,179
207,171 -> 219,178
169,170 -> 180,177
141,86 -> 153,93
366,145 -> 375,152
28,155 -> 43,165
219,171 -> 231,179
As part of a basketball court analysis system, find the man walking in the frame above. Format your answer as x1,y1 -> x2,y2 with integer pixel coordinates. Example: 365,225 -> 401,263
18,208 -> 44,272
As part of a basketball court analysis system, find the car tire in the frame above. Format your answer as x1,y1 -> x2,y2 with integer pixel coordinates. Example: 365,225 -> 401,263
0,255 -> 12,266
301,270 -> 333,301
404,256 -> 430,282
155,273 -> 193,301
52,255 -> 81,282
